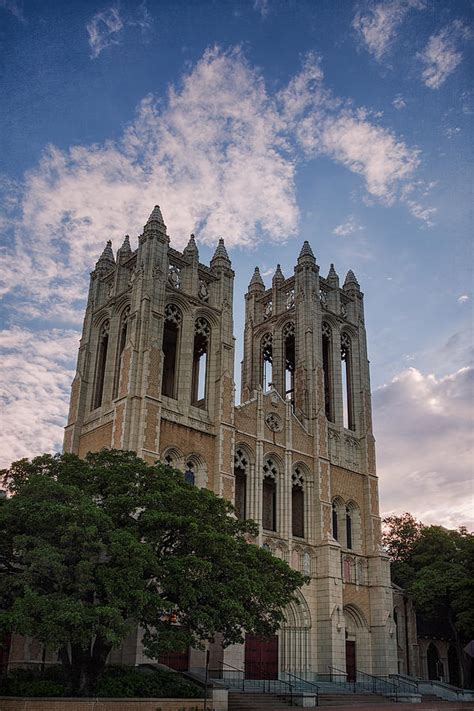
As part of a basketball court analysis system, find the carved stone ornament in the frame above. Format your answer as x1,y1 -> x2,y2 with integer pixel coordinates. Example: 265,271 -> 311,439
341,303 -> 348,318
264,301 -> 273,319
198,280 -> 209,302
286,289 -> 295,310
265,412 -> 283,432
320,289 -> 328,305
168,266 -> 180,289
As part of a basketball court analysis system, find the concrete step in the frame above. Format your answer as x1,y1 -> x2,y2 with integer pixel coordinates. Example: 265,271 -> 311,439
319,693 -> 393,706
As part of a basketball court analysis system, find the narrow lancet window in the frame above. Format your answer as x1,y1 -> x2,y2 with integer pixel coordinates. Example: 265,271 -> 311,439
113,306 -> 130,398
322,322 -> 334,422
261,333 -> 273,391
191,317 -> 210,407
341,332 -> 354,430
332,501 -> 338,540
262,458 -> 277,531
346,506 -> 352,549
93,321 -> 109,410
234,448 -> 248,520
292,468 -> 304,538
284,322 -> 295,409
162,304 -> 182,398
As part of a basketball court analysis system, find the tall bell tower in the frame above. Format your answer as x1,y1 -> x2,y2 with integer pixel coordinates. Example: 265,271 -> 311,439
64,206 -> 235,497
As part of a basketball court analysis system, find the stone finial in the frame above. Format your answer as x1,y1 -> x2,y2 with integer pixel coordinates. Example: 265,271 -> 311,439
298,241 -> 315,261
118,235 -> 131,256
184,233 -> 199,261
273,264 -> 285,282
144,205 -> 166,233
344,269 -> 360,290
327,263 -> 339,287
96,240 -> 115,267
248,266 -> 265,291
211,237 -> 230,264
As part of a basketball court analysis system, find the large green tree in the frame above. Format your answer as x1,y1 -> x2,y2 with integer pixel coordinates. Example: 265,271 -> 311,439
0,450 -> 306,694
383,514 -> 474,687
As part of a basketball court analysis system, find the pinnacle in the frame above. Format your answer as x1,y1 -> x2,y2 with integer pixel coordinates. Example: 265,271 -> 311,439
184,233 -> 199,259
211,237 -> 230,263
298,240 -> 315,260
146,205 -> 165,225
248,266 -> 265,290
273,264 -> 285,281
97,239 -> 115,265
327,263 -> 339,281
344,269 -> 360,288
120,235 -> 131,253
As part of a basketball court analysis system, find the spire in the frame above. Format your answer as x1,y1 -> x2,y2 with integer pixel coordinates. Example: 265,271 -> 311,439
118,235 -> 131,257
144,205 -> 166,234
96,240 -> 115,268
344,269 -> 360,290
327,263 -> 339,287
248,266 -> 265,292
210,237 -> 231,268
184,233 -> 199,261
298,240 -> 315,261
273,264 -> 285,282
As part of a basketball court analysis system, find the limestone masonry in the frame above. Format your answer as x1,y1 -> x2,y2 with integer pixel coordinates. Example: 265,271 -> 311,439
63,205 -> 398,678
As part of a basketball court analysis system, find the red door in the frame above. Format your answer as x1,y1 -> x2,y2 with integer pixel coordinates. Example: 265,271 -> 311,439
245,634 -> 278,679
345,640 -> 356,682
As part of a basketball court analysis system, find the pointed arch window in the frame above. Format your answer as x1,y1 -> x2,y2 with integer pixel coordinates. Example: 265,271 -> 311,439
162,304 -> 182,398
346,506 -> 352,550
261,333 -> 273,392
341,332 -> 354,430
92,321 -> 110,410
283,322 -> 295,409
192,317 -> 210,407
292,467 -> 304,538
113,306 -> 130,399
262,457 -> 278,531
234,448 -> 249,520
322,322 -> 334,422
332,501 -> 338,541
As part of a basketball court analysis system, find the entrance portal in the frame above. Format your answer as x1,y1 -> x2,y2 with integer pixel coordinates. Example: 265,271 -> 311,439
245,634 -> 278,679
345,640 -> 356,682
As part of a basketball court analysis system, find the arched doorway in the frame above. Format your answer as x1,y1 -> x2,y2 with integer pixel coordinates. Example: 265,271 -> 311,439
244,634 -> 278,680
427,643 -> 440,680
344,605 -> 370,680
448,645 -> 460,687
281,590 -> 312,675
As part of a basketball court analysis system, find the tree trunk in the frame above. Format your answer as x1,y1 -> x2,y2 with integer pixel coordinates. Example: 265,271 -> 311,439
447,609 -> 470,689
57,638 -> 112,696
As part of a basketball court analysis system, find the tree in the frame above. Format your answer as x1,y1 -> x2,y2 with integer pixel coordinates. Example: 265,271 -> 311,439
0,450 -> 306,695
383,514 -> 474,687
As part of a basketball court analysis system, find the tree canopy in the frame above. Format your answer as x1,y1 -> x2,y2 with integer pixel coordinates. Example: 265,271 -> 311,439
383,513 -> 474,686
0,450 -> 306,694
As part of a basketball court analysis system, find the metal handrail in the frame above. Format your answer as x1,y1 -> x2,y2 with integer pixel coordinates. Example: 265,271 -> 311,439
355,668 -> 399,699
286,671 -> 320,706
388,673 -> 419,694
327,665 -> 355,691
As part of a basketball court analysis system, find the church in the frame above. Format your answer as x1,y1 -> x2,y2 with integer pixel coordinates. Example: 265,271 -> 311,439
63,205 -> 398,679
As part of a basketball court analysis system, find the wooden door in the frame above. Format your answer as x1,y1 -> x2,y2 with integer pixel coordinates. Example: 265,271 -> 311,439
245,634 -> 278,679
159,647 -> 189,671
345,640 -> 356,682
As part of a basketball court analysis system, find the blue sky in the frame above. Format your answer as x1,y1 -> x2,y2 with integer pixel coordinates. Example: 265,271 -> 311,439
0,0 -> 472,527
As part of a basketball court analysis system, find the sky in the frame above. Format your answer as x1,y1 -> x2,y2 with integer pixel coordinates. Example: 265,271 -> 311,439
0,0 -> 472,529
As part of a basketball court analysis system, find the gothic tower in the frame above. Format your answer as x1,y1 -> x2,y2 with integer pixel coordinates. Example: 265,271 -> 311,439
64,207 -> 397,678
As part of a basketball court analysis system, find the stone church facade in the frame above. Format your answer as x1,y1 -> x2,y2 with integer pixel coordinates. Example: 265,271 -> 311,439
63,205 -> 398,679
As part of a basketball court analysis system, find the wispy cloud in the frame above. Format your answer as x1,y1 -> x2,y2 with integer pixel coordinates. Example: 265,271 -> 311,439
375,365 -> 474,528
253,0 -> 270,19
332,216 -> 363,236
352,0 -> 425,61
392,94 -> 406,110
0,327 -> 77,468
418,20 -> 472,90
458,294 -> 470,304
0,0 -> 25,22
86,6 -> 123,59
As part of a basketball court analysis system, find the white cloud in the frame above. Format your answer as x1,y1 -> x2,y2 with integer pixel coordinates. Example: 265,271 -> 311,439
0,48 -> 426,328
0,327 -> 78,468
332,216 -> 363,236
86,6 -> 123,59
458,294 -> 469,304
352,0 -> 425,61
375,365 -> 474,528
418,21 -> 472,90
392,94 -> 406,110
445,126 -> 461,139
